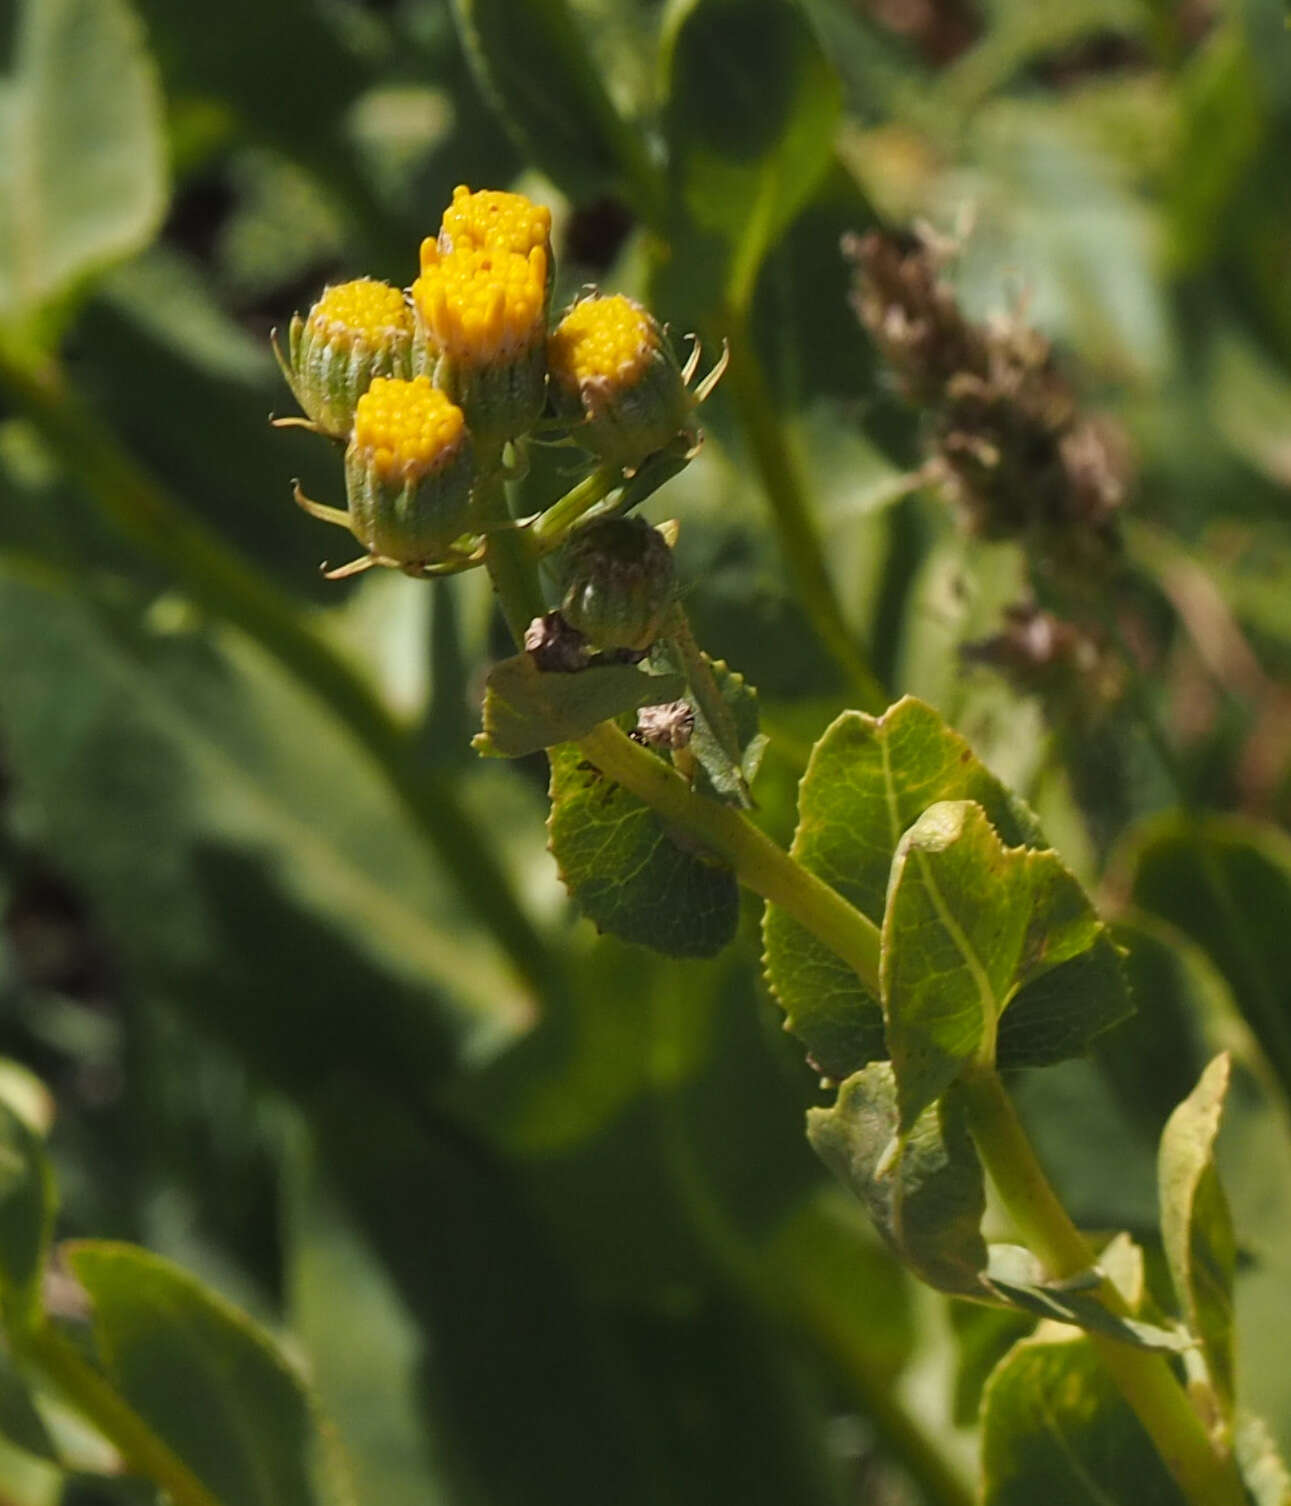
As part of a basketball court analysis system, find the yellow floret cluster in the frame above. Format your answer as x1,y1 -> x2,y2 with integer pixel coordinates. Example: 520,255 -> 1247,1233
548,295 -> 656,394
436,185 -> 552,259
413,245 -> 548,365
310,279 -> 412,343
353,375 -> 466,480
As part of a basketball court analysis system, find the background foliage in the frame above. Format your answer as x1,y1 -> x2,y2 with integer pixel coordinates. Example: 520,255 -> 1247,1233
2,0 -> 1291,1502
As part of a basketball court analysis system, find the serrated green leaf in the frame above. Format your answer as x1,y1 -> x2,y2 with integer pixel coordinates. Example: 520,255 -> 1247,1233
68,1241 -> 326,1506
1126,815 -> 1291,1113
0,0 -> 166,334
547,744 -> 738,957
981,1333 -> 1189,1506
686,654 -> 766,807
806,1062 -> 988,1294
763,696 -> 1043,1079
662,0 -> 840,309
0,1102 -> 54,1328
882,800 -> 1125,1130
474,652 -> 685,759
1159,1054 -> 1237,1417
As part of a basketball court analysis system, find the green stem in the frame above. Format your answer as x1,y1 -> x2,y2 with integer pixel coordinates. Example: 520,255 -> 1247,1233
719,314 -> 887,713
957,1068 -> 1247,1506
14,1324 -> 221,1506
576,722 -> 882,990
0,342 -> 559,1003
528,464 -> 621,554
478,465 -> 547,640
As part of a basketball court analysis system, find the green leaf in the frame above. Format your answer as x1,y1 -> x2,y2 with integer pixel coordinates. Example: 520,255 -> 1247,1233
1126,815 -> 1291,1112
450,0 -> 652,207
0,1102 -> 54,1327
474,653 -> 685,759
661,0 -> 841,309
1159,1054 -> 1237,1417
949,1300 -> 1035,1427
285,1142 -> 446,1506
882,800 -> 1126,1130
0,1345 -> 56,1462
763,696 -> 1043,1079
806,1062 -> 988,1294
981,1333 -> 1189,1506
981,1242 -> 1187,1354
547,744 -> 738,957
0,0 -> 166,334
684,653 -> 766,807
0,568 -> 527,1101
68,1241 -> 327,1506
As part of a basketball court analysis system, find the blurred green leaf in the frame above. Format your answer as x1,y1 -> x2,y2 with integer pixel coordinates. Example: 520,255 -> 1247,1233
474,652 -> 685,758
285,1142 -> 445,1506
807,1062 -> 988,1294
949,1300 -> 1034,1427
0,1348 -> 56,1462
0,1102 -> 54,1327
450,0 -> 655,209
662,0 -> 840,310
981,1333 -> 1188,1506
68,1241 -> 327,1506
0,566 -> 528,1100
882,799 -> 1126,1130
547,743 -> 739,956
762,696 -> 1041,1079
1126,815 -> 1291,1114
0,0 -> 166,336
1159,1054 -> 1236,1418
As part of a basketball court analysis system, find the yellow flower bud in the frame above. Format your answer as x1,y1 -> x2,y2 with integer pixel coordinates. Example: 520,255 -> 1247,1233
436,184 -> 552,262
342,375 -> 475,568
411,241 -> 549,450
277,279 -> 414,438
548,294 -> 697,468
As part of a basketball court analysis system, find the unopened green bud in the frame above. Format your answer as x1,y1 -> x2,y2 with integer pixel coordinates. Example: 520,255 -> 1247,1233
277,280 -> 414,438
561,516 -> 676,653
343,376 -> 474,566
548,295 -> 697,469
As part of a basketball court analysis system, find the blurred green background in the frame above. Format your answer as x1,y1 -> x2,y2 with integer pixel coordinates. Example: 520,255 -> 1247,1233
2,0 -> 1291,1502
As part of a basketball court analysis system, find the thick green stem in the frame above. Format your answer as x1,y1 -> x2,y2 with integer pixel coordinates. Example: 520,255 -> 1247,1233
14,1324 -> 221,1506
576,722 -> 882,991
719,315 -> 887,714
0,343 -> 559,1004
958,1068 -> 1247,1506
478,466 -> 547,640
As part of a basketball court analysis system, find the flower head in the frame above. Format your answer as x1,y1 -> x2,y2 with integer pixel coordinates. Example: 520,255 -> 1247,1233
436,184 -> 552,261
413,244 -> 548,367
548,294 -> 698,468
411,242 -> 549,447
343,375 -> 474,567
278,279 -> 413,438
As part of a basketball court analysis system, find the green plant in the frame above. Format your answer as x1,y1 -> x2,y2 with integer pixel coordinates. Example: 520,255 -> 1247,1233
3,1 -> 1291,1504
